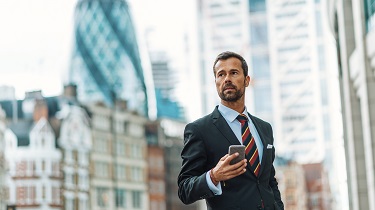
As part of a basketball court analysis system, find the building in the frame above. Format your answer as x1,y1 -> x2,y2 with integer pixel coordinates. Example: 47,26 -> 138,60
149,51 -> 185,120
275,158 -> 308,210
0,106 -> 6,210
196,0 -> 341,161
69,0 -> 156,118
303,163 -> 332,210
266,0 -> 340,164
327,0 -> 375,210
145,122 -> 166,210
248,0 -> 273,125
3,91 -> 63,209
196,0 -> 343,207
157,118 -> 203,210
0,86 -> 94,210
58,102 -> 92,210
87,102 -> 149,210
196,0 -> 250,115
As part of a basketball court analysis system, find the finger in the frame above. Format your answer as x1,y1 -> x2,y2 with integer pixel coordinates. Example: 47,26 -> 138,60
225,152 -> 239,163
226,165 -> 247,178
227,158 -> 247,170
227,167 -> 247,180
226,160 -> 247,175
220,154 -> 229,161
233,158 -> 247,168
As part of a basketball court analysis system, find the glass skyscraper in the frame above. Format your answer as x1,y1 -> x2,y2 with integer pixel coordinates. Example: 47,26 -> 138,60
69,0 -> 155,117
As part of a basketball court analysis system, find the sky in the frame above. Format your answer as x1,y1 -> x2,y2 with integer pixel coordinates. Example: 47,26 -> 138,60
0,0 -> 192,101
0,0 -> 77,98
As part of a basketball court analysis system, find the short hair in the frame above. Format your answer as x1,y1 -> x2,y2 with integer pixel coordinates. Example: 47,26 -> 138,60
212,51 -> 248,77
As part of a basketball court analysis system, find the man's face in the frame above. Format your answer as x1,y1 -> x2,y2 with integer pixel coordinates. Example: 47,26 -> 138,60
214,57 -> 250,102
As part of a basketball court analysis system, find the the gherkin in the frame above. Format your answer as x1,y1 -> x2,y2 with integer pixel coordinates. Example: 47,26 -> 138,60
69,0 -> 154,117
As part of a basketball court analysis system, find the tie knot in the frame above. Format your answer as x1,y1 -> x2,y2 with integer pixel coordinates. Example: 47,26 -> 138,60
236,114 -> 248,123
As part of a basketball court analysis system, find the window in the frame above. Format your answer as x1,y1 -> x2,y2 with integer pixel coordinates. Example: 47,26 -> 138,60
95,137 -> 109,153
132,191 -> 142,208
317,44 -> 326,71
97,187 -> 109,207
129,123 -> 144,138
51,162 -> 60,177
65,197 -> 74,210
65,172 -> 74,188
51,186 -> 61,205
365,0 -> 375,31
115,141 -> 125,156
42,186 -> 46,199
79,199 -> 88,210
251,55 -> 270,78
79,173 -> 89,189
115,120 -> 124,133
115,164 -> 126,180
254,86 -> 273,113
131,144 -> 142,158
320,78 -> 328,105
315,10 -> 322,36
250,20 -> 268,45
16,186 -> 36,205
249,0 -> 266,12
149,180 -> 165,194
93,115 -> 110,130
95,162 -> 109,178
131,167 -> 143,182
115,188 -> 126,207
146,133 -> 158,145
323,114 -> 331,141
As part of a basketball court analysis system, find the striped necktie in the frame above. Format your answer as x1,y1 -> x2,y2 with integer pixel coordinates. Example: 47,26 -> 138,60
236,114 -> 261,177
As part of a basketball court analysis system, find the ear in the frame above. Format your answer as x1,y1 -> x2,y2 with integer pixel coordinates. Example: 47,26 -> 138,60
245,76 -> 250,87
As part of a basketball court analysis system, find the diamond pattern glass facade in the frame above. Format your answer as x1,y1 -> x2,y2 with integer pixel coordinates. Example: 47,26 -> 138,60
69,0 -> 151,116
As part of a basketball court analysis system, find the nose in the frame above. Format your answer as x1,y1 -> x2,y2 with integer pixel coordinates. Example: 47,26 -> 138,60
224,74 -> 232,83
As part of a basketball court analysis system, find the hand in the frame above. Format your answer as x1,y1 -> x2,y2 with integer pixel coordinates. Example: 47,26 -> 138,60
210,153 -> 247,185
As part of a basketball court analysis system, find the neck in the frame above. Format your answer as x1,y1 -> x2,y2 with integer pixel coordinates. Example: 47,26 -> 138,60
221,100 -> 245,113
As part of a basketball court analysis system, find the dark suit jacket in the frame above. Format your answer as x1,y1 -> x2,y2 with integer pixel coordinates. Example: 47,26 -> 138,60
178,107 -> 284,210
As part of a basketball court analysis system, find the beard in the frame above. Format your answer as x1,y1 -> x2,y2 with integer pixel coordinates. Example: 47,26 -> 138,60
219,84 -> 244,102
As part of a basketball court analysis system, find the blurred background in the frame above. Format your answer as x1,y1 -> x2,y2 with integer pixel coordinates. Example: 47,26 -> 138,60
0,0 -> 374,210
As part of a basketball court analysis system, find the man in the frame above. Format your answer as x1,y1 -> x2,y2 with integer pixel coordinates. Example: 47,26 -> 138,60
178,51 -> 284,210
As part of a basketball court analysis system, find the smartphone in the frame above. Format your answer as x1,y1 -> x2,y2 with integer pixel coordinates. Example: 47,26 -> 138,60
228,145 -> 245,165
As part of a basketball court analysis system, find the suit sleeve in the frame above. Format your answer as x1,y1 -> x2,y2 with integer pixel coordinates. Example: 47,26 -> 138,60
177,122 -> 215,204
268,124 -> 284,210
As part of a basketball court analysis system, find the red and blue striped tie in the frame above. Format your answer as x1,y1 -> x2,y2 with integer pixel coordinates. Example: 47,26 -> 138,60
236,114 -> 261,177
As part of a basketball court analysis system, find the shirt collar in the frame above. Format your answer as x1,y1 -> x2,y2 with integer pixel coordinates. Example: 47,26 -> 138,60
218,104 -> 250,123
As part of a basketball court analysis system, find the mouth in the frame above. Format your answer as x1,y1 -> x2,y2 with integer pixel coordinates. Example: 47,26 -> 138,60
223,85 -> 236,91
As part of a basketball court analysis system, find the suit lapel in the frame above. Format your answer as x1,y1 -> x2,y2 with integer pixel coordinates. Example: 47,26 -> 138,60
212,107 -> 239,146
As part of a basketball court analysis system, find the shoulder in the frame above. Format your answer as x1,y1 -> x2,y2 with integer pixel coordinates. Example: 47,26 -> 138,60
186,108 -> 219,129
250,114 -> 270,125
249,114 -> 272,130
188,112 -> 214,127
